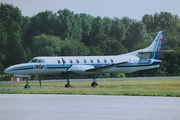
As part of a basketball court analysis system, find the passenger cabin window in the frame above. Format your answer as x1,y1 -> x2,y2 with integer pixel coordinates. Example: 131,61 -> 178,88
57,60 -> 60,64
110,59 -> 113,63
97,59 -> 100,63
84,59 -> 87,63
38,59 -> 45,63
104,59 -> 107,63
70,59 -> 73,64
76,59 -> 79,63
90,59 -> 93,63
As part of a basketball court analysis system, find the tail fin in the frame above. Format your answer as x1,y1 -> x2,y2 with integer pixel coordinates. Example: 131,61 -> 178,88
153,31 -> 165,59
139,31 -> 165,60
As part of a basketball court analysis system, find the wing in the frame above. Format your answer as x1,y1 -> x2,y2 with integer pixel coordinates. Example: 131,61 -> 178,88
85,61 -> 128,72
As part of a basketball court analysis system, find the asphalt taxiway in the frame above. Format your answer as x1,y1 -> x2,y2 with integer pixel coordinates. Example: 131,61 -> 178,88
0,94 -> 180,120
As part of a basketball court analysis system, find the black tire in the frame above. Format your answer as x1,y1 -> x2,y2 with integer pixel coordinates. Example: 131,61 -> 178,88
24,85 -> 30,89
91,82 -> 98,87
65,83 -> 71,88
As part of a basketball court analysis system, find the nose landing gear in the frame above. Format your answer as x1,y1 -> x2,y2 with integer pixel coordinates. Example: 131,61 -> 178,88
24,79 -> 30,89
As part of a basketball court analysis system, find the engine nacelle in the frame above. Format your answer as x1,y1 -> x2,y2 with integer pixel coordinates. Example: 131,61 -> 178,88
68,65 -> 94,72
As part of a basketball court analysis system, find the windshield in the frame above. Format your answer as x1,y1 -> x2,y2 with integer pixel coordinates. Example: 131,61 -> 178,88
28,59 -> 46,63
38,59 -> 45,63
28,59 -> 38,63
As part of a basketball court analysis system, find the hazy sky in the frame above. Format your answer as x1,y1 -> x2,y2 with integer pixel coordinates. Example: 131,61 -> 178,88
1,0 -> 180,20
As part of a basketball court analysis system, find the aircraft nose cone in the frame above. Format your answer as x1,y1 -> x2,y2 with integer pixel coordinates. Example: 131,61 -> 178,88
4,67 -> 13,74
4,68 -> 9,74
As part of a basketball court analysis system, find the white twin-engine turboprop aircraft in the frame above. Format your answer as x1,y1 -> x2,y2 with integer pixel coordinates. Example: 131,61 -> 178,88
4,31 -> 166,88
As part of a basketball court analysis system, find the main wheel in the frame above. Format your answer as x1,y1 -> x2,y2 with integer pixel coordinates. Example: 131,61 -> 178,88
65,83 -> 71,88
91,82 -> 99,87
24,85 -> 30,89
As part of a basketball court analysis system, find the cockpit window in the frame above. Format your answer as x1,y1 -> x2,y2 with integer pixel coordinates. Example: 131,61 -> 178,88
28,59 -> 45,63
38,59 -> 45,63
28,59 -> 38,63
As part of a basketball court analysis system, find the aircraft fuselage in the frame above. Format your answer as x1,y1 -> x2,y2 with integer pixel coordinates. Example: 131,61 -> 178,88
4,54 -> 160,76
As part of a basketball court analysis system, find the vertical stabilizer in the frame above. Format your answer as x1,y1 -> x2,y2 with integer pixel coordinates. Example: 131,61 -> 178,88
153,31 -> 165,59
142,31 -> 165,60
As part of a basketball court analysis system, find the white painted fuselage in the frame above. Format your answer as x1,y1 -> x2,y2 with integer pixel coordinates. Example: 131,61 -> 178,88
4,54 -> 160,76
4,31 -> 165,77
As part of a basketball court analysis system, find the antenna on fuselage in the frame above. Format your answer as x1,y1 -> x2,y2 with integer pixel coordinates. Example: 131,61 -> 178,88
62,57 -> 65,66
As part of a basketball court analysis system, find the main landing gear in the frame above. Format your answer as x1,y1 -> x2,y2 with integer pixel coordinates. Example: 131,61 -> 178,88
65,76 -> 71,88
91,78 -> 99,87
64,76 -> 99,88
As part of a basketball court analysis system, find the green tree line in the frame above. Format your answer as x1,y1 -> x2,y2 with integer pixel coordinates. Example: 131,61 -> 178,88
1,3 -> 180,76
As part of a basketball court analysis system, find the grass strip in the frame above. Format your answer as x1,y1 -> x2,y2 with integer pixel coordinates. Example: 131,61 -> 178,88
0,79 -> 180,97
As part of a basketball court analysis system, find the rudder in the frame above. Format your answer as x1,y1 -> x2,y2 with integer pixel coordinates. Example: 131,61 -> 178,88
154,31 -> 165,60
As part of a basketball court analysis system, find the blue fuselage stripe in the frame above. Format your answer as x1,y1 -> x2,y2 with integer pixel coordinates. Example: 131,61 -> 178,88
8,61 -> 160,72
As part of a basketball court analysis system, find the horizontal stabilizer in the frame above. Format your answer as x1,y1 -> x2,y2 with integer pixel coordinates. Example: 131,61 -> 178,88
86,61 -> 128,72
138,50 -> 173,54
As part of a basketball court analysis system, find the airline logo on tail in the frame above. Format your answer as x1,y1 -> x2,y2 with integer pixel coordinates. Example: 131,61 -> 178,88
158,33 -> 164,50
154,31 -> 165,60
